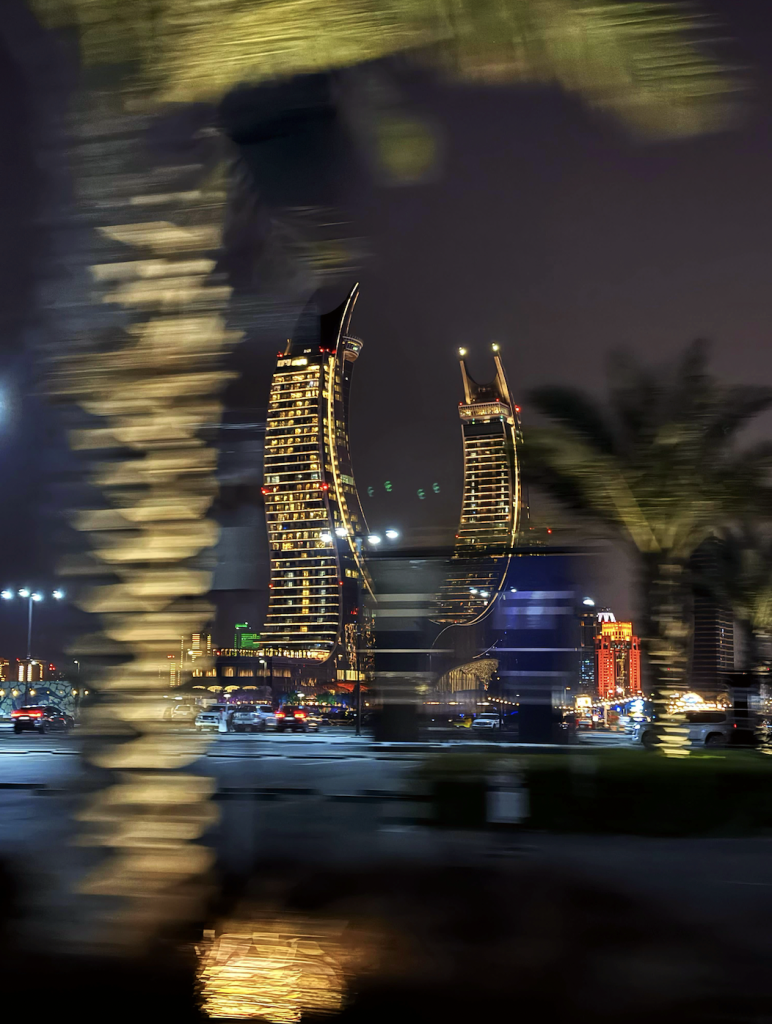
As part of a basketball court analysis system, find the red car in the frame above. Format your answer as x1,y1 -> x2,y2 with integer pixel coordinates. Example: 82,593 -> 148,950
11,705 -> 75,734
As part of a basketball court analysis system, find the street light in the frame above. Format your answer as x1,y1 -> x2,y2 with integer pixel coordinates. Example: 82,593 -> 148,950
384,529 -> 400,541
582,597 -> 595,607
367,535 -> 382,545
1,588 -> 66,662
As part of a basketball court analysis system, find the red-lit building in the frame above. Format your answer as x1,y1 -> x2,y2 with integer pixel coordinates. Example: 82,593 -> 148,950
595,620 -> 641,700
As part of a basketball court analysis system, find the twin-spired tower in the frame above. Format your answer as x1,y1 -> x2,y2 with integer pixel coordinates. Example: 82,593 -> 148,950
433,344 -> 522,625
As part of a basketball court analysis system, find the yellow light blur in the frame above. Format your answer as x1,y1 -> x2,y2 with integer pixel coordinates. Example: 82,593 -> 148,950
197,914 -> 377,1022
458,348 -> 467,357
31,0 -> 739,141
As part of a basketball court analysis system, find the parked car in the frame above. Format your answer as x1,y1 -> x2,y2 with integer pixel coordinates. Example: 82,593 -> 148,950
11,705 -> 74,734
230,704 -> 277,732
471,713 -> 500,732
305,709 -> 323,731
634,710 -> 742,749
275,707 -> 319,733
195,704 -> 231,731
164,703 -> 198,723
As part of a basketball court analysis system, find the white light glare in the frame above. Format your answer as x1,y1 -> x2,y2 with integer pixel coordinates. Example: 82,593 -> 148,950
335,527 -> 347,538
31,593 -> 43,602
582,597 -> 595,606
52,589 -> 64,600
1,590 -> 12,600
480,591 -> 490,598
492,343 -> 500,352
510,587 -> 518,593
319,532 -> 332,543
367,535 -> 382,545
458,347 -> 467,357
385,529 -> 400,540
18,588 -> 30,598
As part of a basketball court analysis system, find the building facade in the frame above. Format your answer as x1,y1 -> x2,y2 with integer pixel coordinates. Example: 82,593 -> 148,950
595,617 -> 642,700
260,284 -> 371,681
579,608 -> 599,695
434,345 -> 522,624
690,540 -> 735,692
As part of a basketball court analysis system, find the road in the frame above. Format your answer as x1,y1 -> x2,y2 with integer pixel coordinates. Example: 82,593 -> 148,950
3,724 -> 772,956
0,727 -> 431,885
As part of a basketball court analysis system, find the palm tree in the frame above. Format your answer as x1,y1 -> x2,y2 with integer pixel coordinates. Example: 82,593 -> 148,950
527,342 -> 772,695
20,0 -> 744,946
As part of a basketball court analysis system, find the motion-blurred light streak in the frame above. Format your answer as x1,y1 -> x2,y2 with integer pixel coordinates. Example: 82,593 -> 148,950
197,914 -> 377,1022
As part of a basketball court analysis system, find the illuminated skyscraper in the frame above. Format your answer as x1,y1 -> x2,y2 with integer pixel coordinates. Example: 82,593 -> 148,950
434,345 -> 522,624
595,618 -> 641,700
260,284 -> 371,676
180,631 -> 212,665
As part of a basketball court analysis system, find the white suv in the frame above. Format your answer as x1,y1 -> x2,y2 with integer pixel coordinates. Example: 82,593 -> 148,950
471,713 -> 500,731
231,704 -> 277,733
635,710 -> 734,749
195,704 -> 230,731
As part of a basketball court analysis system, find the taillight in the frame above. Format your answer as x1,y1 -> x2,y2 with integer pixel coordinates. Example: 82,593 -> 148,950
296,712 -> 307,719
12,709 -> 42,718
275,712 -> 285,719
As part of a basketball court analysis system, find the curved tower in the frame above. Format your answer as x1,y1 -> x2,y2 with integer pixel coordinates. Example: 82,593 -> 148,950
260,284 -> 372,670
433,345 -> 522,624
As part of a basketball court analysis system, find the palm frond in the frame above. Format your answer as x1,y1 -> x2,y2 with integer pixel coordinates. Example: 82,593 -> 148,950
528,385 -> 616,454
703,387 -> 772,445
31,0 -> 741,138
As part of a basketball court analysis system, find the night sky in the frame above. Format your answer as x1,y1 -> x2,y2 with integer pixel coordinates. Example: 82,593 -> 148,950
348,0 -> 772,622
2,0 -> 772,660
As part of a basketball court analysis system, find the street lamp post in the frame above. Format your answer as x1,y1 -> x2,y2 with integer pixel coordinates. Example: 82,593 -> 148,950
1,588 -> 64,701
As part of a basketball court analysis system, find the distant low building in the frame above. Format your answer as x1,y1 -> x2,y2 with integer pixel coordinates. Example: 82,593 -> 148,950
595,618 -> 641,700
17,658 -> 47,683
